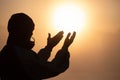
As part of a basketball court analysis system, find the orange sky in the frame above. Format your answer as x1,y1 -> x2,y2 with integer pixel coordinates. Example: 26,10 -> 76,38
0,0 -> 120,80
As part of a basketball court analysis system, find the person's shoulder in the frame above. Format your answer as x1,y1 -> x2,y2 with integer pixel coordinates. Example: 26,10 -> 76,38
13,45 -> 40,63
14,46 -> 37,57
13,45 -> 36,55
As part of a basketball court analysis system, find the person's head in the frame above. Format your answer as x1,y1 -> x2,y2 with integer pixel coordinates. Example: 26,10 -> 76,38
7,13 -> 35,49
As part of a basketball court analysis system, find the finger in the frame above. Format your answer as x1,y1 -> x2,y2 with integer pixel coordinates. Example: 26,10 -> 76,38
57,31 -> 64,37
47,33 -> 51,40
56,31 -> 64,42
65,32 -> 71,41
54,31 -> 63,37
57,31 -> 63,33
54,31 -> 64,40
62,32 -> 71,49
70,31 -> 76,42
57,31 -> 64,38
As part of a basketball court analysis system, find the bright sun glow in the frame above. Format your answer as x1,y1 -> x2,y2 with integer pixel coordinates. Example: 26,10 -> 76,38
52,4 -> 86,34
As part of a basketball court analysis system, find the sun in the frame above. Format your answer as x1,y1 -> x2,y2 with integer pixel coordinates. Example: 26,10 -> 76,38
52,4 -> 86,34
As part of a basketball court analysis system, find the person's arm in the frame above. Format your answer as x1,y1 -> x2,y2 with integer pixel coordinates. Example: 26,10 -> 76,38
37,32 -> 76,79
50,32 -> 76,73
38,31 -> 63,61
15,32 -> 76,80
27,50 -> 69,79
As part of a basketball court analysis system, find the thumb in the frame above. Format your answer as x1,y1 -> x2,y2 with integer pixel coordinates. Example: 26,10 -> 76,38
47,33 -> 51,40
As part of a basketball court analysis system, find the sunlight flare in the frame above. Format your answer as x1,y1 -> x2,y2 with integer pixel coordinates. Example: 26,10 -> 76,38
52,4 -> 86,34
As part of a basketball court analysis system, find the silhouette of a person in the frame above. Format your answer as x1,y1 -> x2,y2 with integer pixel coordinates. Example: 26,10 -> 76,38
0,13 -> 76,80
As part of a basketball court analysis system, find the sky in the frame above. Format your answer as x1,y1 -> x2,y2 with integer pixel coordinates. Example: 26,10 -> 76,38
0,0 -> 120,80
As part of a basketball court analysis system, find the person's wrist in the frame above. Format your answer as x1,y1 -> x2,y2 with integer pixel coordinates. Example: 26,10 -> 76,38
45,45 -> 53,51
62,46 -> 68,51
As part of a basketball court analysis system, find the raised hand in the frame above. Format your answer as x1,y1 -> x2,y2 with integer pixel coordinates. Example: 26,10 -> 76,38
62,32 -> 76,50
46,31 -> 64,49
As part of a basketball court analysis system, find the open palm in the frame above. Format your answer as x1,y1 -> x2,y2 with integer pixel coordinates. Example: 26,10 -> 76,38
62,32 -> 76,50
47,31 -> 64,49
